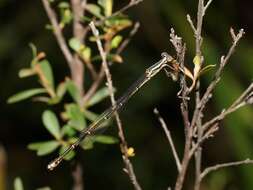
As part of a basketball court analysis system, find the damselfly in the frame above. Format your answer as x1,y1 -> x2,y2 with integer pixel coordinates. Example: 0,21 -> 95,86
47,52 -> 178,171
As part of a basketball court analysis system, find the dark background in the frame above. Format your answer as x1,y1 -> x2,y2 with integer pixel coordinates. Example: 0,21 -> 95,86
1,0 -> 253,189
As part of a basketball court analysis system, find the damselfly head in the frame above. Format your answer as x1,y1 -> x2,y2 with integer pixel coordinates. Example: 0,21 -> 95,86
161,52 -> 173,62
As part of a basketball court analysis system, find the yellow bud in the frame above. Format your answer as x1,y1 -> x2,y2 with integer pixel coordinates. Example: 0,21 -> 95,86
193,55 -> 202,78
127,147 -> 135,157
193,55 -> 201,66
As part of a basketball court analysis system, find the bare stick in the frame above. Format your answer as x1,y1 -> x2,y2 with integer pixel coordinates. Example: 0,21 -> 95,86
41,0 -> 74,76
203,0 -> 213,14
94,0 -> 143,26
70,0 -> 86,94
202,82 -> 253,132
83,22 -> 140,103
186,15 -> 196,33
200,159 -> 253,180
153,108 -> 181,172
117,22 -> 140,54
72,163 -> 84,190
89,21 -> 142,190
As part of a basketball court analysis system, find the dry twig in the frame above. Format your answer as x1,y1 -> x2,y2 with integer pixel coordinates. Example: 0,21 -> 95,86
154,108 -> 181,172
89,21 -> 142,190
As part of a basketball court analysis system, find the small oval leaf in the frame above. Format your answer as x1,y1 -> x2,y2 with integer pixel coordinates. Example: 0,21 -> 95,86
111,35 -> 123,49
66,79 -> 82,104
42,110 -> 61,139
7,88 -> 47,104
39,60 -> 55,90
59,145 -> 75,160
86,86 -> 115,107
28,140 -> 60,156
69,38 -> 82,52
85,4 -> 103,18
80,136 -> 94,150
66,104 -> 86,131
18,68 -> 36,78
36,187 -> 51,190
94,135 -> 118,144
14,177 -> 24,190
98,0 -> 113,17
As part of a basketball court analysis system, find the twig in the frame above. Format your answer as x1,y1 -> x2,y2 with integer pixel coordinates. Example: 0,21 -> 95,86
71,0 -> 86,94
116,22 -> 140,54
186,15 -> 196,33
94,0 -> 143,26
82,66 -> 105,104
83,22 -> 140,103
89,21 -> 142,190
186,1 -> 213,190
0,145 -> 7,190
174,38 -> 192,190
200,158 -> 253,180
198,28 -> 245,114
153,108 -> 181,172
202,82 -> 253,132
203,0 -> 213,14
41,0 -> 74,77
72,163 -> 84,190
191,28 -> 245,133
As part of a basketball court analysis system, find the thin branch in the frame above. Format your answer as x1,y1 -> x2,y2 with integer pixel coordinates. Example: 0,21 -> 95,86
82,65 -> 105,104
186,14 -> 196,33
203,0 -> 213,14
89,21 -> 142,190
200,158 -> 253,180
70,0 -> 86,94
83,22 -> 140,103
202,82 -> 253,132
153,108 -> 181,172
41,0 -> 74,74
174,38 -> 192,190
94,0 -> 143,26
199,28 -> 245,112
72,163 -> 84,190
116,22 -> 140,54
191,28 -> 245,130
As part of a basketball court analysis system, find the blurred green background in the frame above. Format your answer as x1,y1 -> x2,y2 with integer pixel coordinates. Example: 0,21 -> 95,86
1,0 -> 253,189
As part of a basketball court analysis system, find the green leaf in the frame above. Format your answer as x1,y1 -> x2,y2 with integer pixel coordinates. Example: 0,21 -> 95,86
7,88 -> 47,104
66,104 -> 86,131
83,109 -> 99,121
69,38 -> 82,52
42,110 -> 61,139
86,86 -> 115,107
14,177 -> 24,190
199,64 -> 216,76
36,187 -> 51,190
39,60 -> 55,90
66,79 -> 82,104
80,47 -> 91,61
92,54 -> 123,63
86,4 -> 103,18
18,68 -> 36,78
59,145 -> 75,160
56,82 -> 66,100
28,140 -> 60,156
83,109 -> 111,127
105,16 -> 132,28
61,9 -> 73,26
29,43 -> 37,59
80,136 -> 94,150
61,124 -> 76,137
58,2 -> 70,8
94,135 -> 118,144
98,0 -> 113,17
110,35 -> 123,49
